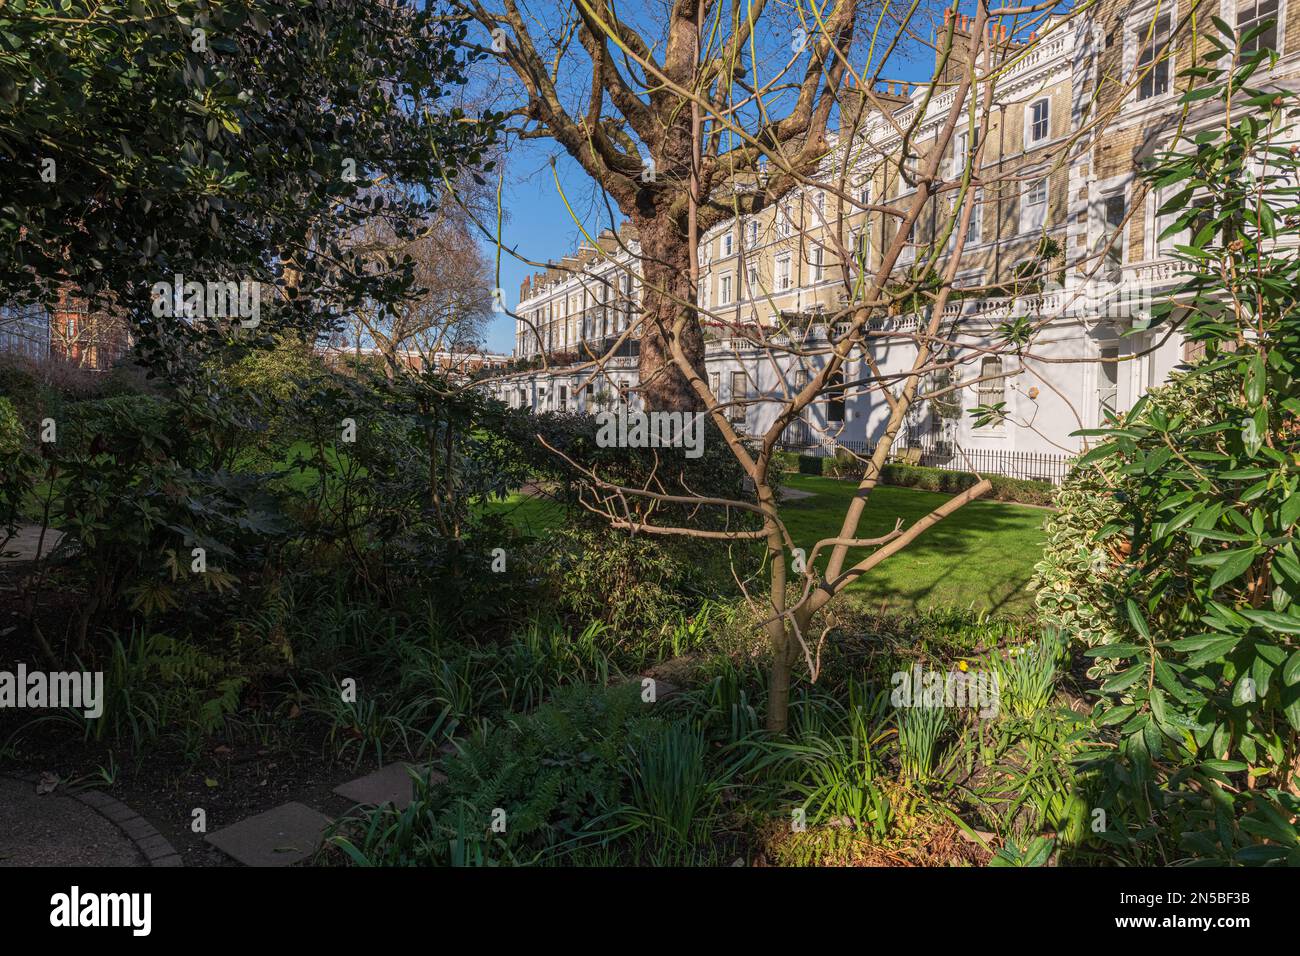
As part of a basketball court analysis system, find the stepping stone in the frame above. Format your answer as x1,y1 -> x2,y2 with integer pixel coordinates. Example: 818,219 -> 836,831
205,802 -> 331,867
0,525 -> 66,563
648,679 -> 680,701
332,763 -> 445,811
624,676 -> 680,702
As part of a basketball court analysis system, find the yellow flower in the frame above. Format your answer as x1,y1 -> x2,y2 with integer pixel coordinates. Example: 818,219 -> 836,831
958,660 -> 969,672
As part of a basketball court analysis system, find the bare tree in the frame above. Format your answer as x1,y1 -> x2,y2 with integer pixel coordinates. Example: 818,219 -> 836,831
337,183 -> 496,375
475,0 -> 1210,730
449,0 -> 868,411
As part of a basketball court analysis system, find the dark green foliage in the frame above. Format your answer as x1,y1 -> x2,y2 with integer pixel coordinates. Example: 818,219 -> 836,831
797,454 -> 824,475
331,684 -> 667,865
25,393 -> 288,651
529,525 -> 722,637
1058,29 -> 1300,864
1,0 -> 497,374
877,463 -> 1057,505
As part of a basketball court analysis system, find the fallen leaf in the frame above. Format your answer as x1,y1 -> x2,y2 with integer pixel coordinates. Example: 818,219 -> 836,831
35,772 -> 59,795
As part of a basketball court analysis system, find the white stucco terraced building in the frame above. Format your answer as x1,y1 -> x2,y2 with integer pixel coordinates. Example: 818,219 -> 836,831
483,4 -> 1298,482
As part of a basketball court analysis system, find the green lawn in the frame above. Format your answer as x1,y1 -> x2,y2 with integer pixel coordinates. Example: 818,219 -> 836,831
481,490 -> 569,534
779,474 -> 1047,615
483,474 -> 1048,616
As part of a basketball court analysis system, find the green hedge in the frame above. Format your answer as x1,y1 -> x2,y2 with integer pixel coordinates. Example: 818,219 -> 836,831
797,454 -> 824,475
790,453 -> 1055,505
879,463 -> 1055,506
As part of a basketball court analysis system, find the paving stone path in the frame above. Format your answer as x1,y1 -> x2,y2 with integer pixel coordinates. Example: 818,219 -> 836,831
0,775 -> 181,867
204,761 -> 451,867
0,524 -> 65,563
1,674 -> 685,868
205,754 -> 460,868
204,676 -> 682,866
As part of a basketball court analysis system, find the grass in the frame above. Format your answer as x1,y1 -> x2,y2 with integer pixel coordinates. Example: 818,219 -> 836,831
230,438 -> 1047,616
480,473 -> 1047,615
480,489 -> 569,533
779,474 -> 1046,614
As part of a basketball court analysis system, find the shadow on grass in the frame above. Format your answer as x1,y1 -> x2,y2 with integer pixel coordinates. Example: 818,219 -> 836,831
483,474 -> 1047,616
778,474 -> 1047,615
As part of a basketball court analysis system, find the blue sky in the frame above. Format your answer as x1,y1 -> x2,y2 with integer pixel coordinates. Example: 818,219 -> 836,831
477,145 -> 622,354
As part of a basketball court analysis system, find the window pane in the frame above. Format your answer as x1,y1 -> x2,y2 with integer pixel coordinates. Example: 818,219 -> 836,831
827,368 -> 846,423
730,372 -> 747,422
977,357 -> 1006,413
1137,16 -> 1170,100
1098,346 -> 1120,420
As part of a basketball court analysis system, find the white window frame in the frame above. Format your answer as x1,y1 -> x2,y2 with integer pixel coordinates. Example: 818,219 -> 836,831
720,232 -> 733,257
1020,176 -> 1048,234
808,245 -> 824,282
1095,344 -> 1121,427
1025,97 -> 1050,148
777,202 -> 794,238
952,188 -> 983,249
852,228 -> 871,269
952,128 -> 972,179
974,356 -> 1008,432
1153,184 -> 1215,258
1092,178 -> 1133,280
775,253 -> 793,290
729,371 -> 748,424
1235,0 -> 1283,53
718,272 -> 733,306
1132,12 -> 1173,103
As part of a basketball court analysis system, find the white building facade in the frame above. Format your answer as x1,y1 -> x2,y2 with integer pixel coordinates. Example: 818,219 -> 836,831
486,3 -> 1297,482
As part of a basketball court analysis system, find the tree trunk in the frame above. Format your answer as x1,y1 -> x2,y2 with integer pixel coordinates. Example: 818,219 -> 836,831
765,618 -> 801,733
634,217 -> 707,412
767,647 -> 793,733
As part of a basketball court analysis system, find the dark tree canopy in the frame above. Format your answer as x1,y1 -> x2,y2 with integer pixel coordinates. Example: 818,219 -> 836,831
0,0 -> 498,358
